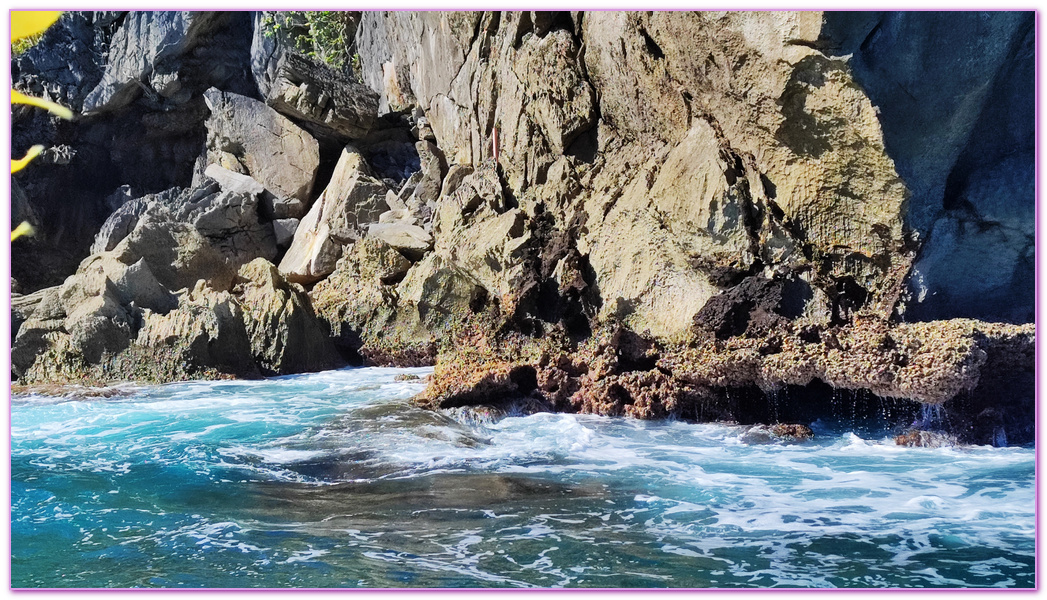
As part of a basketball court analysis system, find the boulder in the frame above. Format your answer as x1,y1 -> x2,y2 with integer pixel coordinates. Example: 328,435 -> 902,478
201,88 -> 320,205
90,188 -> 180,255
395,253 -> 487,331
109,216 -> 236,293
740,424 -> 814,445
437,207 -> 535,318
310,239 -> 409,356
278,147 -> 389,283
176,169 -> 278,268
367,222 -> 432,261
263,51 -> 380,141
235,259 -> 342,375
439,164 -> 473,198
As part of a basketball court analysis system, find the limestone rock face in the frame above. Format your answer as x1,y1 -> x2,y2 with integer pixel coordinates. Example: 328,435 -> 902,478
236,259 -> 342,375
201,88 -> 320,205
820,12 -> 1036,322
83,11 -> 228,112
278,147 -> 389,283
351,11 -> 915,341
136,281 -> 259,378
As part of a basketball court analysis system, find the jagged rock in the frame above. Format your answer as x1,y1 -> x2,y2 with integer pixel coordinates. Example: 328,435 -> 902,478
250,11 -> 283,98
278,147 -> 388,283
176,168 -> 278,268
12,264 -> 134,381
367,222 -> 432,261
90,189 -> 179,255
264,51 -> 379,141
200,88 -> 320,204
13,11 -> 120,113
439,164 -> 473,198
83,11 -> 228,112
313,249 -> 486,366
235,259 -> 342,375
311,239 -> 409,357
436,206 -> 535,318
136,281 -> 259,378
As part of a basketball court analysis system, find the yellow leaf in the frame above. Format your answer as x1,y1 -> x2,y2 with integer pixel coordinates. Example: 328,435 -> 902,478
11,144 -> 44,173
11,221 -> 35,241
11,11 -> 62,42
12,89 -> 73,120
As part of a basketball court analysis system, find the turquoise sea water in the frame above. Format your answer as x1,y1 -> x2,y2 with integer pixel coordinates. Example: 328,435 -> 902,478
11,367 -> 1035,588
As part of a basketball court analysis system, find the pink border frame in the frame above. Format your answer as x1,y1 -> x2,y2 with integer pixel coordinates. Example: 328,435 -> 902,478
4,7 -> 1041,594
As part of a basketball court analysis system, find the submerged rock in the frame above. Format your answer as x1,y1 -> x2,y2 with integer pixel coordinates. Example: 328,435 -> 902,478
740,424 -> 815,445
894,429 -> 959,448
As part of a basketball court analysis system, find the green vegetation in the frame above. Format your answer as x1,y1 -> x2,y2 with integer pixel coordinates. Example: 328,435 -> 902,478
12,32 -> 43,55
262,11 -> 361,77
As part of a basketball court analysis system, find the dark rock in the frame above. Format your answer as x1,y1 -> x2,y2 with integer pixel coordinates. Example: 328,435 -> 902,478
694,277 -> 788,339
894,429 -> 958,448
821,11 -> 1034,323
273,218 -> 299,248
13,11 -> 120,113
740,424 -> 814,445
83,11 -> 229,113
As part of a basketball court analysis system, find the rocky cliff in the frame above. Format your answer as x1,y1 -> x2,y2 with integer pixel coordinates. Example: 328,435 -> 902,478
11,11 -> 1035,445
